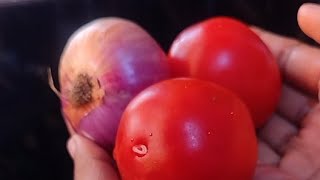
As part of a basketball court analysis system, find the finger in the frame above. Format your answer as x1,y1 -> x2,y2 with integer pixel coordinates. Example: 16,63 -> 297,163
277,84 -> 317,125
280,105 -> 320,180
254,165 -> 298,180
67,135 -> 119,180
298,3 -> 320,43
258,114 -> 298,155
251,27 -> 320,95
257,140 -> 280,166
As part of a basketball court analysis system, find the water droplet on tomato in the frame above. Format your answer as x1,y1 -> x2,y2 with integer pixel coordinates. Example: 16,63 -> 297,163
130,138 -> 134,142
149,133 -> 153,136
207,131 -> 211,135
230,111 -> 234,115
132,144 -> 148,157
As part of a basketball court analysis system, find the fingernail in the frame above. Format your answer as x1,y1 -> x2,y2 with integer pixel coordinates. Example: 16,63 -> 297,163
67,136 -> 77,158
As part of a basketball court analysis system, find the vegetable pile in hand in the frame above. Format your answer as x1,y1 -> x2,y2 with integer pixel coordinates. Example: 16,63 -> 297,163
55,16 -> 281,179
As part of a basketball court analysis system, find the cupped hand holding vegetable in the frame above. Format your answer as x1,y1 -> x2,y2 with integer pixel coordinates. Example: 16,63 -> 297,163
168,17 -> 282,128
63,4 -> 320,180
114,78 -> 258,180
58,17 -> 170,152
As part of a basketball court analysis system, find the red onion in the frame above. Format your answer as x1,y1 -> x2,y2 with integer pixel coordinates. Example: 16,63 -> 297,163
56,17 -> 170,151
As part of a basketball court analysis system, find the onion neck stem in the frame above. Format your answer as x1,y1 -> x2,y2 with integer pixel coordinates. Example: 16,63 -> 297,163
48,68 -> 63,99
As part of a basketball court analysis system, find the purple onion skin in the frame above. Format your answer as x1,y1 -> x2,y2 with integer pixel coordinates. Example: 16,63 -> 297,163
58,17 -> 170,152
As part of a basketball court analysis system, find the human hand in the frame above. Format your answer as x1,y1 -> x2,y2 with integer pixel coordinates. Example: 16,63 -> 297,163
65,3 -> 320,180
254,3 -> 320,180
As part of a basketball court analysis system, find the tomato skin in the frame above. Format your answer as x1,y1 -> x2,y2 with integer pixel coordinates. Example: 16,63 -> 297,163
114,78 -> 257,180
168,17 -> 282,128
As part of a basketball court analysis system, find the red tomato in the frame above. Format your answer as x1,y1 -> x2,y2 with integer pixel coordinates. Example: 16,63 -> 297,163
168,17 -> 282,128
114,78 -> 257,180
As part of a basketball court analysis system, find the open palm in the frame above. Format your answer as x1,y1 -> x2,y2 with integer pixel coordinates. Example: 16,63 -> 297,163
254,4 -> 320,179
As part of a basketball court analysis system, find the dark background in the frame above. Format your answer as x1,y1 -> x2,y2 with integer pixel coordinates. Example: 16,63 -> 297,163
0,0 -> 318,179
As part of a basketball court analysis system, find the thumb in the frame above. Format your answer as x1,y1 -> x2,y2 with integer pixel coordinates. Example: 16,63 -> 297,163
298,3 -> 320,43
67,134 -> 119,180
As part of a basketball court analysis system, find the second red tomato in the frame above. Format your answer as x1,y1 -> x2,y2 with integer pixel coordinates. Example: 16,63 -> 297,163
168,17 -> 282,128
